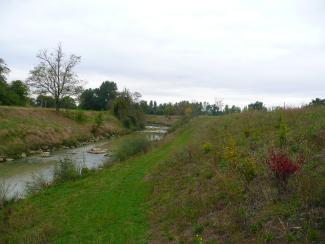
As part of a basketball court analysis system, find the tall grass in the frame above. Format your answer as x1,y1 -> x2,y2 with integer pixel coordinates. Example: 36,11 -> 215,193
0,181 -> 10,207
25,174 -> 50,195
53,158 -> 82,183
149,106 -> 325,243
114,134 -> 150,161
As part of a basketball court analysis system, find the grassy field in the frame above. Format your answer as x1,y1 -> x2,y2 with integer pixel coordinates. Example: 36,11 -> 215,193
0,118 -> 195,243
1,106 -> 325,243
149,107 -> 325,242
0,106 -> 123,157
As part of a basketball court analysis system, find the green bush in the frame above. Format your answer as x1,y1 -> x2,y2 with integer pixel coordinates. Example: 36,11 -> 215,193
94,113 -> 104,127
60,110 -> 88,123
114,134 -> 150,161
53,158 -> 81,183
75,110 -> 87,123
201,142 -> 212,154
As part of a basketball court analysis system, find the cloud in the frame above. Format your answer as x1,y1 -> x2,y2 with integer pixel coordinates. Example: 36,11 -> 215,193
1,0 -> 325,106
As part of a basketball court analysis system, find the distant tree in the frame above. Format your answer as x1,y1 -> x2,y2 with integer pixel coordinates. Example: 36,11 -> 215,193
224,104 -> 241,114
164,103 -> 174,118
60,96 -> 77,109
230,105 -> 241,113
9,80 -> 29,106
79,89 -> 97,110
97,81 -> 118,109
26,44 -> 83,111
309,98 -> 325,106
113,89 -> 145,129
0,58 -> 10,105
79,81 -> 118,110
247,101 -> 267,111
36,95 -> 56,108
139,100 -> 149,113
214,98 -> 224,114
0,58 -> 10,82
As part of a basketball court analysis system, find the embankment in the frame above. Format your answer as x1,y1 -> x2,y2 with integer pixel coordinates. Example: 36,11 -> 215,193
1,106 -> 325,242
0,106 -> 124,159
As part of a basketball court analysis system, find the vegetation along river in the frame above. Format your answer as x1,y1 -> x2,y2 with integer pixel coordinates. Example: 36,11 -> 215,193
0,125 -> 168,198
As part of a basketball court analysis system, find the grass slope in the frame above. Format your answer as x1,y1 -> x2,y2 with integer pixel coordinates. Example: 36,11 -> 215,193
149,107 -> 325,243
2,107 -> 325,243
0,106 -> 123,157
0,120 -> 194,243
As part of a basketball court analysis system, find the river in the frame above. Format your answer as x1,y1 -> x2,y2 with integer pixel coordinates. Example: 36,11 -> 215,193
0,125 -> 168,199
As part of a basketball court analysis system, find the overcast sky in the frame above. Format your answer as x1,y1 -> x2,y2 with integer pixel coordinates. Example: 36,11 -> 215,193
1,0 -> 324,107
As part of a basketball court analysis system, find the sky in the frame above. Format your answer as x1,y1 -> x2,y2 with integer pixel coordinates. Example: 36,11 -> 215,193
0,0 -> 324,107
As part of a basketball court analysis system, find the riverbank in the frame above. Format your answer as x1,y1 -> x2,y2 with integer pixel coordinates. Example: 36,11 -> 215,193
0,116 -> 193,243
1,106 -> 325,242
0,106 -> 124,160
0,124 -> 168,199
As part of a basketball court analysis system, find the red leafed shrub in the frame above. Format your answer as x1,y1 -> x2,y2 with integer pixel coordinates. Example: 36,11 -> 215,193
266,149 -> 304,188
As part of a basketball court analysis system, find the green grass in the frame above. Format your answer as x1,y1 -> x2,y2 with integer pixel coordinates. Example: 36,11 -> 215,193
0,119 -> 194,243
2,106 -> 325,243
114,134 -> 150,161
0,106 -> 123,157
148,107 -> 325,243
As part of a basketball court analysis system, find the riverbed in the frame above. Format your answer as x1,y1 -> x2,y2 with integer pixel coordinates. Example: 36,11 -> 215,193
0,125 -> 168,198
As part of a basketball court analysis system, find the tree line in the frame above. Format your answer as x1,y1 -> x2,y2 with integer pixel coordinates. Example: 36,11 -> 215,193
1,44 -> 324,119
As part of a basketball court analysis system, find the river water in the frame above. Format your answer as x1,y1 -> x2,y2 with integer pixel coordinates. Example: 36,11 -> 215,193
0,125 -> 168,198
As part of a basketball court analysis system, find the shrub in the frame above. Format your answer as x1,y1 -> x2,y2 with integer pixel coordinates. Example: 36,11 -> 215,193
222,136 -> 239,167
91,113 -> 104,135
266,149 -> 304,189
75,110 -> 87,123
25,174 -> 50,195
53,158 -> 81,183
94,113 -> 104,127
238,158 -> 257,182
201,142 -> 212,154
114,134 -> 150,161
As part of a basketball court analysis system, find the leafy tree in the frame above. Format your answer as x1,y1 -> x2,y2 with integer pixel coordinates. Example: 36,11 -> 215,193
247,101 -> 267,111
36,94 -> 76,109
97,81 -> 117,109
0,58 -> 10,105
9,80 -> 29,106
26,44 -> 83,111
309,98 -> 325,106
224,104 -> 241,114
139,100 -> 149,114
79,89 -> 98,110
36,95 -> 56,108
79,81 -> 118,110
113,89 -> 145,129
60,96 -> 77,109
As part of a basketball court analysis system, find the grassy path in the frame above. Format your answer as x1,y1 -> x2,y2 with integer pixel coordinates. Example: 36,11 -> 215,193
1,124 -> 193,243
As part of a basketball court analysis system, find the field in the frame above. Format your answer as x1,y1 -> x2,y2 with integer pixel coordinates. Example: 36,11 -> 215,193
0,117 -> 193,243
1,106 -> 325,243
0,106 -> 123,157
149,107 -> 325,242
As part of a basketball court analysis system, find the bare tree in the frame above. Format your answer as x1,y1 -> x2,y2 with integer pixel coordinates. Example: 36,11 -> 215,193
0,58 -> 10,82
27,44 -> 83,111
214,98 -> 224,113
